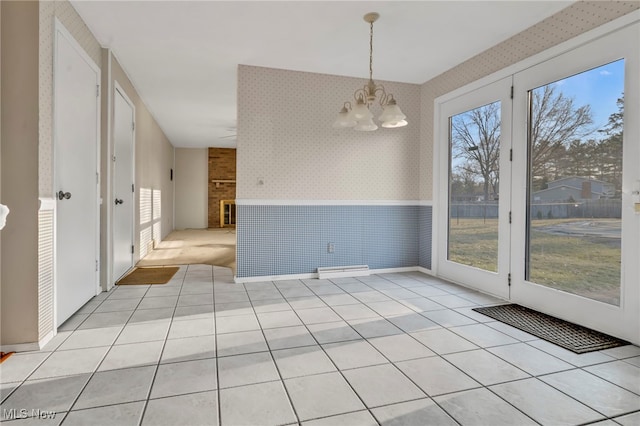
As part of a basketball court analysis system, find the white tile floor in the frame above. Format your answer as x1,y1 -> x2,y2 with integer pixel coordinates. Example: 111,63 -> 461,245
1,265 -> 639,425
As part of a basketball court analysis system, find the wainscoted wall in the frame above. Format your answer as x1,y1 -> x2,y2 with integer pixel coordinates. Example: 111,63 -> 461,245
236,66 -> 422,278
237,204 -> 421,278
418,205 -> 433,270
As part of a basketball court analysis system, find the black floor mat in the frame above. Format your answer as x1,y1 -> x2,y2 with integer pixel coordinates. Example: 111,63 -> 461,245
473,304 -> 629,354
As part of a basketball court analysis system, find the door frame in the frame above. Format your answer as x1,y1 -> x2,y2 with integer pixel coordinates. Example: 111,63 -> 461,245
53,19 -> 101,328
110,81 -> 136,288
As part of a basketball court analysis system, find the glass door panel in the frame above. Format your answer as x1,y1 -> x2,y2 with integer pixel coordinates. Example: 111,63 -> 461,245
526,60 -> 624,306
449,101 -> 501,272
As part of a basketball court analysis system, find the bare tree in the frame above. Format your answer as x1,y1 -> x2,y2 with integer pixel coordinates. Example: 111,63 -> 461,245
451,101 -> 500,202
452,85 -> 593,200
530,84 -> 594,176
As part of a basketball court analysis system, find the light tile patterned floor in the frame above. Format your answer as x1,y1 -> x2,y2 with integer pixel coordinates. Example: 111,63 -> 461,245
1,265 -> 639,425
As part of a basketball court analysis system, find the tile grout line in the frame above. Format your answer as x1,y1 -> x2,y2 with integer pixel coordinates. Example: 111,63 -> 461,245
2,269 -> 639,425
319,274 -> 568,425
322,275 -> 468,425
54,279 -> 154,424
277,279 -> 384,425
0,284 -> 140,417
356,275 -> 544,426
0,286 -> 120,405
137,264 -> 188,426
240,278 -> 302,425
212,266 -> 223,426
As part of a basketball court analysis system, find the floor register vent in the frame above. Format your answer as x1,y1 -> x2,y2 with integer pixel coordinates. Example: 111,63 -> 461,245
317,265 -> 370,279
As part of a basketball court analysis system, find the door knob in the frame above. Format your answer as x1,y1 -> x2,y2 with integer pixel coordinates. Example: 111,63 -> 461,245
115,198 -> 124,205
57,191 -> 71,200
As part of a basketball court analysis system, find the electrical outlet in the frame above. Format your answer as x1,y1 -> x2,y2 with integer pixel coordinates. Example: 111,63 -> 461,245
327,243 -> 335,254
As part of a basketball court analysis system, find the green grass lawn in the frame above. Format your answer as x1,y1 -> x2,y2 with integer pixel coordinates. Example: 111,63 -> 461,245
448,218 -> 621,305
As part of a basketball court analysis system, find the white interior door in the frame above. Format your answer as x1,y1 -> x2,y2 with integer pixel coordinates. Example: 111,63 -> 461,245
54,23 -> 100,326
113,87 -> 135,282
511,22 -> 640,344
437,77 -> 512,299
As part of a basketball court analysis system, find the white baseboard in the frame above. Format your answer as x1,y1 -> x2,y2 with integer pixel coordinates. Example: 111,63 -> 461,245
417,266 -> 435,276
369,266 -> 420,275
0,342 -> 40,353
234,266 -> 431,283
235,272 -> 317,283
0,330 -> 54,353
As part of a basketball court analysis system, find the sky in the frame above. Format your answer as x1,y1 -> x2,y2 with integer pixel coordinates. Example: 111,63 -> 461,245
551,58 -> 625,134
450,58 -> 625,175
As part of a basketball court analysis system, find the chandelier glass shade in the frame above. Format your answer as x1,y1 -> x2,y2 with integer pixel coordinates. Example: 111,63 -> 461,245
333,12 -> 407,131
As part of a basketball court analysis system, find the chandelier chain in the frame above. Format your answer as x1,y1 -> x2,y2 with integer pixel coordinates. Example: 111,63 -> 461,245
369,19 -> 374,81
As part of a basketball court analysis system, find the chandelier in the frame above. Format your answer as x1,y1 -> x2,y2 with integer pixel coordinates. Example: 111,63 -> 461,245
333,12 -> 408,131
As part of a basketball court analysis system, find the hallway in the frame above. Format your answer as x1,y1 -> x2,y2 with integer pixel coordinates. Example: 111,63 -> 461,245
136,229 -> 236,272
1,266 -> 639,425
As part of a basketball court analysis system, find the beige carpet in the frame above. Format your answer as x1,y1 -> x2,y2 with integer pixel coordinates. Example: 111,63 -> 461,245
136,229 -> 236,272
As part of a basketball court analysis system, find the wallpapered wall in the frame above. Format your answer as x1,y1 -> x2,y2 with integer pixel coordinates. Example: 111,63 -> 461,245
237,65 -> 421,201
419,0 -> 640,201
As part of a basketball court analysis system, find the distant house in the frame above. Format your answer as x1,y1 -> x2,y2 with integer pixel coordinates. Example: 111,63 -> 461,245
532,176 -> 615,202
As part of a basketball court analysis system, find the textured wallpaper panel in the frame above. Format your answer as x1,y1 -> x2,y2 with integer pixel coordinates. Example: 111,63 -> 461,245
419,1 -> 640,200
419,205 -> 433,270
237,65 -> 421,200
237,205 -> 419,278
38,0 -> 102,197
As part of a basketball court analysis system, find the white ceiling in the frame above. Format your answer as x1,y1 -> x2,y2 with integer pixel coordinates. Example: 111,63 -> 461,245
71,1 -> 574,148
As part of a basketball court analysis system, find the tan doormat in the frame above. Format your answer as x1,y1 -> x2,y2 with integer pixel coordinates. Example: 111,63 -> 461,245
117,266 -> 179,285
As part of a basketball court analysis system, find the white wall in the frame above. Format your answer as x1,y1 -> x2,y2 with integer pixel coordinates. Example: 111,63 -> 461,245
175,148 -> 208,229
